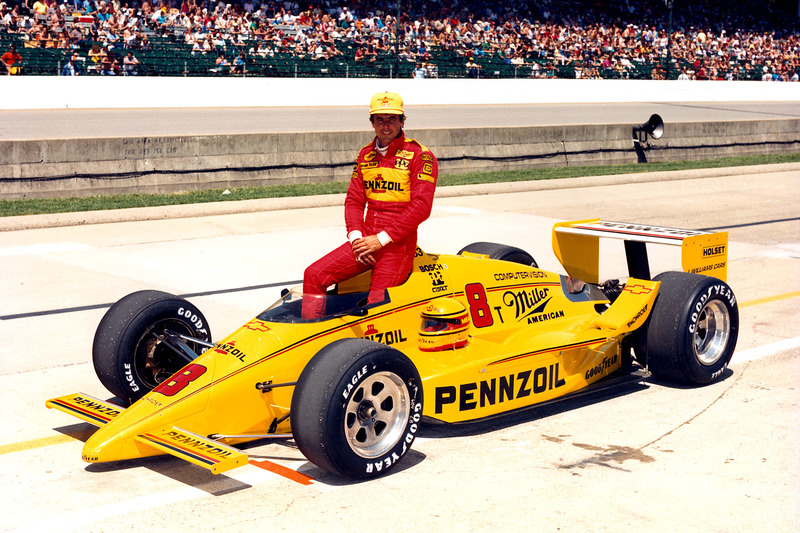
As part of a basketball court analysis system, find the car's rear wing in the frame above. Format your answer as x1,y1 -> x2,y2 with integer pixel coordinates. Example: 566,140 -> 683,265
552,219 -> 728,283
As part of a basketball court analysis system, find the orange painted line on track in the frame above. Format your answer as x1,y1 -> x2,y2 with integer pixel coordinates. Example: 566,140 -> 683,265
249,459 -> 315,485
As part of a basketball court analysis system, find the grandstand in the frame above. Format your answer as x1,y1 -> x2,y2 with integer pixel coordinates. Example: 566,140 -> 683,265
1,0 -> 797,80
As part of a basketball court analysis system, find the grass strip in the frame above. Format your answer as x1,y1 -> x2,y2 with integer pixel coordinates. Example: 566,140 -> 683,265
2,153 -> 798,218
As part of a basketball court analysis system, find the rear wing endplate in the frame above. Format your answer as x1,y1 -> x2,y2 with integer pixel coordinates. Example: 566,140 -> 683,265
552,219 -> 728,283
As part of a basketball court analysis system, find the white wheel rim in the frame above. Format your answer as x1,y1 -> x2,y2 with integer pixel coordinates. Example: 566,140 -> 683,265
344,371 -> 410,459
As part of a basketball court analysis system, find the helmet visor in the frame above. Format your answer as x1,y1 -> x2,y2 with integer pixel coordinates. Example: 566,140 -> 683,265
421,316 -> 462,333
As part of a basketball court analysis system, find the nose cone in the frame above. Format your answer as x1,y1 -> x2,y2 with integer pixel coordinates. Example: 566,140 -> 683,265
79,359 -> 215,466
81,428 -> 121,464
81,423 -> 161,465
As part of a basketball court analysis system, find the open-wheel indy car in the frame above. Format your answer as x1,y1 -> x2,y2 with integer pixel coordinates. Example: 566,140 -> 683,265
47,219 -> 738,480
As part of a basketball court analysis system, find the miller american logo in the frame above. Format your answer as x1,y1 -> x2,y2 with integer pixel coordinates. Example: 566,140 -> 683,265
503,286 -> 564,323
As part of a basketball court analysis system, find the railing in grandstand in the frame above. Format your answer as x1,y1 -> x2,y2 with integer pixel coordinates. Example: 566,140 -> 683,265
0,31 -> 776,81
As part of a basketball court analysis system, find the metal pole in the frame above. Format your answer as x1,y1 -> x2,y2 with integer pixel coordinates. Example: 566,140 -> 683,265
393,0 -> 400,78
665,0 -> 673,79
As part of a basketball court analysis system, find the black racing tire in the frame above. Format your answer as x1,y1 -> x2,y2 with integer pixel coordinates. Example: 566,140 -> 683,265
633,272 -> 738,385
92,290 -> 212,404
457,242 -> 538,268
291,339 -> 423,480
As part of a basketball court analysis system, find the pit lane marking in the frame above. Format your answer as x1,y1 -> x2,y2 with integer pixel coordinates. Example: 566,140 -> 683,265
18,462 -> 313,532
738,290 -> 800,308
0,279 -> 302,321
733,336 -> 800,364
0,434 -> 75,455
249,459 -> 314,485
0,435 -> 314,484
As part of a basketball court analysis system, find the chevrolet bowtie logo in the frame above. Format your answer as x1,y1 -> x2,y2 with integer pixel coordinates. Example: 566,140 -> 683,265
243,319 -> 271,332
624,284 -> 652,295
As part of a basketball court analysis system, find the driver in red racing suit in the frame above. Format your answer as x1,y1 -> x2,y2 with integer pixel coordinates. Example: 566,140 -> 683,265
302,92 -> 438,318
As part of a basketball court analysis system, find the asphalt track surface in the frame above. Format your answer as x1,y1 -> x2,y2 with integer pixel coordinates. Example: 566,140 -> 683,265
1,164 -> 799,532
2,101 -> 800,139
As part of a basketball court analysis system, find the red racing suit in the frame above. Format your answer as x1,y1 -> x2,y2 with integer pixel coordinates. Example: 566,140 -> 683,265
303,133 -> 438,317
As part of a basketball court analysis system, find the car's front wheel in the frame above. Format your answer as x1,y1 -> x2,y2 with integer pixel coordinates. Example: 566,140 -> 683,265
92,290 -> 212,404
291,339 -> 423,480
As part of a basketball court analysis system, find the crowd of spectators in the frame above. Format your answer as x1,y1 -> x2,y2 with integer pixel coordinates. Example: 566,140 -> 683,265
1,0 -> 798,79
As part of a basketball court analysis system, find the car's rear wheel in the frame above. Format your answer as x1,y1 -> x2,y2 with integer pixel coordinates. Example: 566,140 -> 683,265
291,339 -> 423,480
92,290 -> 212,404
634,272 -> 738,384
457,242 -> 538,267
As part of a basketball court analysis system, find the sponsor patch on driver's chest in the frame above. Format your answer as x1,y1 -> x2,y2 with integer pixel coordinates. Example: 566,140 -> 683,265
362,164 -> 411,201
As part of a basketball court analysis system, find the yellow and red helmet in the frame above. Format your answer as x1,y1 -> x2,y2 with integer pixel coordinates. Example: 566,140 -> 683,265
419,298 -> 470,352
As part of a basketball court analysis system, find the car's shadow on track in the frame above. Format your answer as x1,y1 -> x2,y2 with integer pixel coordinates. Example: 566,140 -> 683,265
51,422 -> 98,443
294,450 -> 428,486
645,367 -> 735,390
89,455 -> 264,496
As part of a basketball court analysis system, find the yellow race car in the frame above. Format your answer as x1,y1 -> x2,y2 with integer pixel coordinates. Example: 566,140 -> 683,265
47,219 -> 738,480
